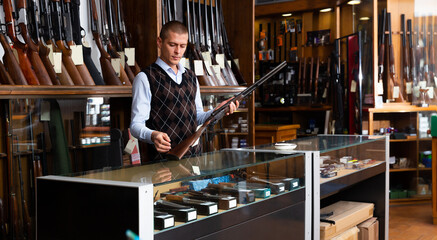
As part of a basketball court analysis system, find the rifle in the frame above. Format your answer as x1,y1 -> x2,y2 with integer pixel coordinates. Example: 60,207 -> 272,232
377,9 -> 387,95
302,57 -> 307,93
0,49 -> 14,85
71,0 -> 105,85
16,0 -> 54,85
115,0 -> 141,74
50,0 -> 85,85
428,16 -> 436,90
401,14 -> 410,101
90,0 -> 123,85
100,0 -> 131,85
62,0 -> 96,85
408,19 -> 418,92
314,57 -> 320,102
422,16 -> 431,88
196,0 -> 226,86
210,0 -> 238,86
167,61 -> 287,160
3,0 -> 40,85
217,0 -> 246,85
39,0 -> 75,85
309,57 -> 314,96
105,0 -> 135,83
387,12 -> 404,101
186,0 -> 218,86
298,58 -> 302,93
333,39 -> 344,134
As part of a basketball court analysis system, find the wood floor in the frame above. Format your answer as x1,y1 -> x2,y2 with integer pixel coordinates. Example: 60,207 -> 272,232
389,203 -> 437,240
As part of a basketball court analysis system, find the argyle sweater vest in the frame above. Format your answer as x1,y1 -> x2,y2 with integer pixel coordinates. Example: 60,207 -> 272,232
143,63 -> 201,161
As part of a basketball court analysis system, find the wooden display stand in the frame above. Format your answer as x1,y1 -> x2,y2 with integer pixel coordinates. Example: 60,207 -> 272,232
255,124 -> 300,145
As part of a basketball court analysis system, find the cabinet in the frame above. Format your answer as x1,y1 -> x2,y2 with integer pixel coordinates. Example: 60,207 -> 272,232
36,135 -> 387,239
369,105 -> 436,204
255,124 -> 300,145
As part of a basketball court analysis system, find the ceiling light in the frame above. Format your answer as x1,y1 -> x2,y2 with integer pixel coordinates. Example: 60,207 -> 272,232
320,8 -> 332,12
282,13 -> 292,17
348,0 -> 361,5
359,17 -> 370,21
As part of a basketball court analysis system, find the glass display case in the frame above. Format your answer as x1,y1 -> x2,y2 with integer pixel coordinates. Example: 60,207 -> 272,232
37,135 -> 387,240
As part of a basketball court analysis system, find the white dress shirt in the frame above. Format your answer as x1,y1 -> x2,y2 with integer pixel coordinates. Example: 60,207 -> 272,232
130,57 -> 212,144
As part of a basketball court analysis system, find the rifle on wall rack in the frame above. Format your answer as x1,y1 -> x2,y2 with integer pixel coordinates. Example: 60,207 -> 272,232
377,9 -> 387,96
71,0 -> 105,85
408,19 -> 418,100
89,0 -> 123,85
387,12 -> 404,101
167,61 -> 287,160
3,0 -> 40,85
40,0 -> 76,85
401,14 -> 411,101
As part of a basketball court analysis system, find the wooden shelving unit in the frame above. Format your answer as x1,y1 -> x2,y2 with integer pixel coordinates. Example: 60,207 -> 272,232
369,106 -> 436,204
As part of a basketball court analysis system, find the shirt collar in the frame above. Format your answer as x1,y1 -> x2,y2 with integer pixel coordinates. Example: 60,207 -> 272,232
155,57 -> 186,76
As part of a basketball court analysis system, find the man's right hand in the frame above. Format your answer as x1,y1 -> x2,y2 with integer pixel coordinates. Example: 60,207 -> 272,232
151,131 -> 172,152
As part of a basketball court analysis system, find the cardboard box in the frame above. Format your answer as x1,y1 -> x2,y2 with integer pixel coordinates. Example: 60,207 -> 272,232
357,217 -> 379,240
331,226 -> 359,240
320,201 -> 374,240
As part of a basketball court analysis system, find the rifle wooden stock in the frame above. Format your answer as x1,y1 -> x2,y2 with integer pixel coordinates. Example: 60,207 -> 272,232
17,0 -> 53,85
0,57 -> 14,85
106,42 -> 131,85
38,42 -> 62,85
3,0 -> 39,85
23,200 -> 32,240
0,34 -> 26,85
92,33 -> 123,85
189,45 -> 217,86
167,61 -> 287,160
67,41 -> 96,86
57,40 -> 85,85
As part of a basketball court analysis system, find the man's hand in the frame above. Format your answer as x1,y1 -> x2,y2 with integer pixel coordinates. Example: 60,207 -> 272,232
151,131 -> 171,152
215,99 -> 239,115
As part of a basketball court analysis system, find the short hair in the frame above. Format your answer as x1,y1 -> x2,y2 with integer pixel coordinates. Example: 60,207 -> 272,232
160,21 -> 188,40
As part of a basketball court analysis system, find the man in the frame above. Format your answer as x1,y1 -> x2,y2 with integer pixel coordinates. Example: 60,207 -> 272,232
130,21 -> 238,161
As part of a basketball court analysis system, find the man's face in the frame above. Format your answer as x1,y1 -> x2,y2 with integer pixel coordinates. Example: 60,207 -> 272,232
158,31 -> 188,68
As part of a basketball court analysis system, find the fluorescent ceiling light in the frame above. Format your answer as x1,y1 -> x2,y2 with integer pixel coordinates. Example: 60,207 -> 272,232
359,17 -> 370,20
348,0 -> 361,5
282,13 -> 292,17
320,8 -> 332,12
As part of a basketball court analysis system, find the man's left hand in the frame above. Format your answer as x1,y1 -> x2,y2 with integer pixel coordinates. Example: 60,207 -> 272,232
216,99 -> 239,115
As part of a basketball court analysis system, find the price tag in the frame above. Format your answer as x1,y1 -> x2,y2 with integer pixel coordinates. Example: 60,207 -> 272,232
194,60 -> 204,76
70,45 -> 84,65
111,58 -> 121,77
393,86 -> 400,98
227,60 -> 231,67
47,44 -> 54,65
212,65 -> 226,85
376,80 -> 384,95
216,54 -> 225,69
427,87 -> 434,99
234,59 -> 240,69
192,166 -> 201,175
124,138 -> 136,154
53,52 -> 62,74
413,86 -> 420,98
419,81 -> 427,89
118,51 -> 126,70
322,88 -> 327,98
202,52 -> 212,65
375,96 -> 384,108
180,57 -> 190,70
125,48 -> 135,66
406,82 -> 413,94
350,80 -> 357,93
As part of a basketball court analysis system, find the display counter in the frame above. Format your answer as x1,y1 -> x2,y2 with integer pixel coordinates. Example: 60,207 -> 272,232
37,135 -> 387,240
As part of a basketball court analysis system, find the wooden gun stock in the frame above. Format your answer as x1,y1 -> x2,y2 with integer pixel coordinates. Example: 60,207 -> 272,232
0,60 -> 13,85
17,47 -> 41,85
0,34 -> 27,85
66,41 -> 96,86
38,42 -> 62,85
57,40 -> 85,85
92,33 -> 123,85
